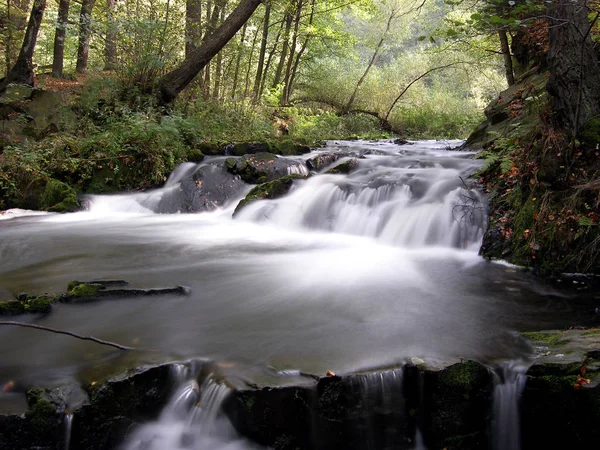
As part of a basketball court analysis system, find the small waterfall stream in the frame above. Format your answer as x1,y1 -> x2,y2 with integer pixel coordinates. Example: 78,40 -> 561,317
491,362 -> 528,450
123,365 -> 260,450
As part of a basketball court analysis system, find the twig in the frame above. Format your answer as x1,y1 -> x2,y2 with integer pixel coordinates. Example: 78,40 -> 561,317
0,321 -> 142,351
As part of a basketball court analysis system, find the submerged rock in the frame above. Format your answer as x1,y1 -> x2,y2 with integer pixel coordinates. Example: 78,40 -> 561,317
233,174 -> 306,216
324,158 -> 358,175
225,153 -> 307,184
158,162 -> 247,213
306,152 -> 340,171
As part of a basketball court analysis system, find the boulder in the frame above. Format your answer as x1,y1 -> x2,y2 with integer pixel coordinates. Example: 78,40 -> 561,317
324,158 -> 358,175
225,153 -> 307,184
233,174 -> 305,216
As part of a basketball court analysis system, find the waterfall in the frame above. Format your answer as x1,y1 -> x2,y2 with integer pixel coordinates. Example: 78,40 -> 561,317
64,412 -> 73,450
492,362 -> 528,450
350,368 -> 407,450
123,365 -> 260,450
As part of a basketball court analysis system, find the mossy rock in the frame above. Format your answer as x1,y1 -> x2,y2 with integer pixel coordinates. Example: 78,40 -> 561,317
579,117 -> 600,147
40,179 -> 79,212
0,295 -> 54,315
324,158 -> 358,174
68,282 -> 101,297
233,174 -> 305,216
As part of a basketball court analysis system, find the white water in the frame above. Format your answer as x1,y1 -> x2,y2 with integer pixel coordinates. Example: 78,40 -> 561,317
492,362 -> 529,450
123,366 -> 260,450
64,412 -> 73,450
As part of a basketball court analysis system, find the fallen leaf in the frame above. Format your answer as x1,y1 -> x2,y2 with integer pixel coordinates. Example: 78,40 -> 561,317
2,381 -> 15,393
326,370 -> 335,377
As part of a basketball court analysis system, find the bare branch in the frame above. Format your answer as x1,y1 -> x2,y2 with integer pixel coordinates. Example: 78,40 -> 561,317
0,321 -> 148,351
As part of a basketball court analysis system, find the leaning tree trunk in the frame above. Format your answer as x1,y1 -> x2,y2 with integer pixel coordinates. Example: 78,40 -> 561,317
547,0 -> 600,138
157,0 -> 263,105
76,0 -> 97,73
0,0 -> 46,92
52,0 -> 70,77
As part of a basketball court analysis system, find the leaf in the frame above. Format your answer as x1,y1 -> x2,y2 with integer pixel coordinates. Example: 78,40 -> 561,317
470,13 -> 482,20
578,216 -> 596,226
418,36 -> 427,41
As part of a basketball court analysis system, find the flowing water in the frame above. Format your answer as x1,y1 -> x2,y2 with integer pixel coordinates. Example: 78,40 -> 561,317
0,140 -> 596,446
123,365 -> 259,450
492,361 -> 529,450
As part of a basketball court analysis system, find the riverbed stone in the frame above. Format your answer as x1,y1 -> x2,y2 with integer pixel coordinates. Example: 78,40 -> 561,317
324,158 -> 358,174
233,174 -> 305,216
225,152 -> 307,184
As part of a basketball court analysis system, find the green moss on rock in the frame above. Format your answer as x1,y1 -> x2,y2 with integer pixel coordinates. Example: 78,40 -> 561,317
233,174 -> 305,216
68,283 -> 101,297
0,300 -> 26,315
324,158 -> 358,174
40,179 -> 79,212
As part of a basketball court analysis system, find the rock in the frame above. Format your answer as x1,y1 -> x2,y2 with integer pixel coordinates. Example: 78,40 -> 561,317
224,360 -> 493,450
71,364 -> 174,450
521,329 -> 600,449
157,162 -> 247,213
393,138 -> 413,145
40,179 -> 79,213
324,158 -> 358,175
306,153 -> 340,171
221,141 -> 312,157
233,174 -> 305,216
225,153 -> 307,184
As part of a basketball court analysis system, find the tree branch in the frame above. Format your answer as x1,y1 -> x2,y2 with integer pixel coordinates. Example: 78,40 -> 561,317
0,321 -> 145,351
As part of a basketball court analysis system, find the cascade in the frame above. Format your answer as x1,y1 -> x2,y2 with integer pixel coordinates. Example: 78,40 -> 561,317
123,365 -> 260,450
491,362 -> 528,450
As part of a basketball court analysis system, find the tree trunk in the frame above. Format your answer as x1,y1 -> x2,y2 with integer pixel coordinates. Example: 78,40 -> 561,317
547,0 -> 600,137
272,10 -> 293,89
52,0 -> 70,77
185,0 -> 202,57
104,0 -> 117,70
0,0 -> 46,91
76,0 -> 97,73
4,0 -> 31,77
281,0 -> 302,105
259,19 -> 283,97
157,0 -> 263,105
287,0 -> 315,102
498,28 -> 514,86
213,2 -> 227,100
231,22 -> 247,100
243,16 -> 260,98
251,0 -> 270,103
343,9 -> 396,114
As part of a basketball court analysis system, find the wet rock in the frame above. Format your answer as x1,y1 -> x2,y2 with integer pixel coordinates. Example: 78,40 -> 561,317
225,361 -> 492,450
233,174 -> 305,216
417,361 -> 493,450
221,141 -> 311,157
71,364 -> 174,450
393,138 -> 413,145
324,158 -> 358,175
39,179 -> 79,213
158,162 -> 247,213
225,153 -> 307,184
306,153 -> 340,171
521,329 -> 600,449
62,281 -> 190,303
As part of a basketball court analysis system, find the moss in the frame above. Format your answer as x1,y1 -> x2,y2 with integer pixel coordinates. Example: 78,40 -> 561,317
40,179 -> 79,212
68,283 -> 101,297
25,389 -> 59,441
0,300 -> 26,315
438,361 -> 487,388
522,331 -> 566,345
23,296 -> 53,313
324,159 -> 358,174
579,118 -> 600,147
581,329 -> 600,336
233,174 -> 304,216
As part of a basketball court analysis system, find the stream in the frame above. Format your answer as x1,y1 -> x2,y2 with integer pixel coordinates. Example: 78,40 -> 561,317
0,140 -> 596,448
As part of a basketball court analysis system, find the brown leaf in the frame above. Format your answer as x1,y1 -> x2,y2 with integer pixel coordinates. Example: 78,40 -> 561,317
326,370 -> 335,377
